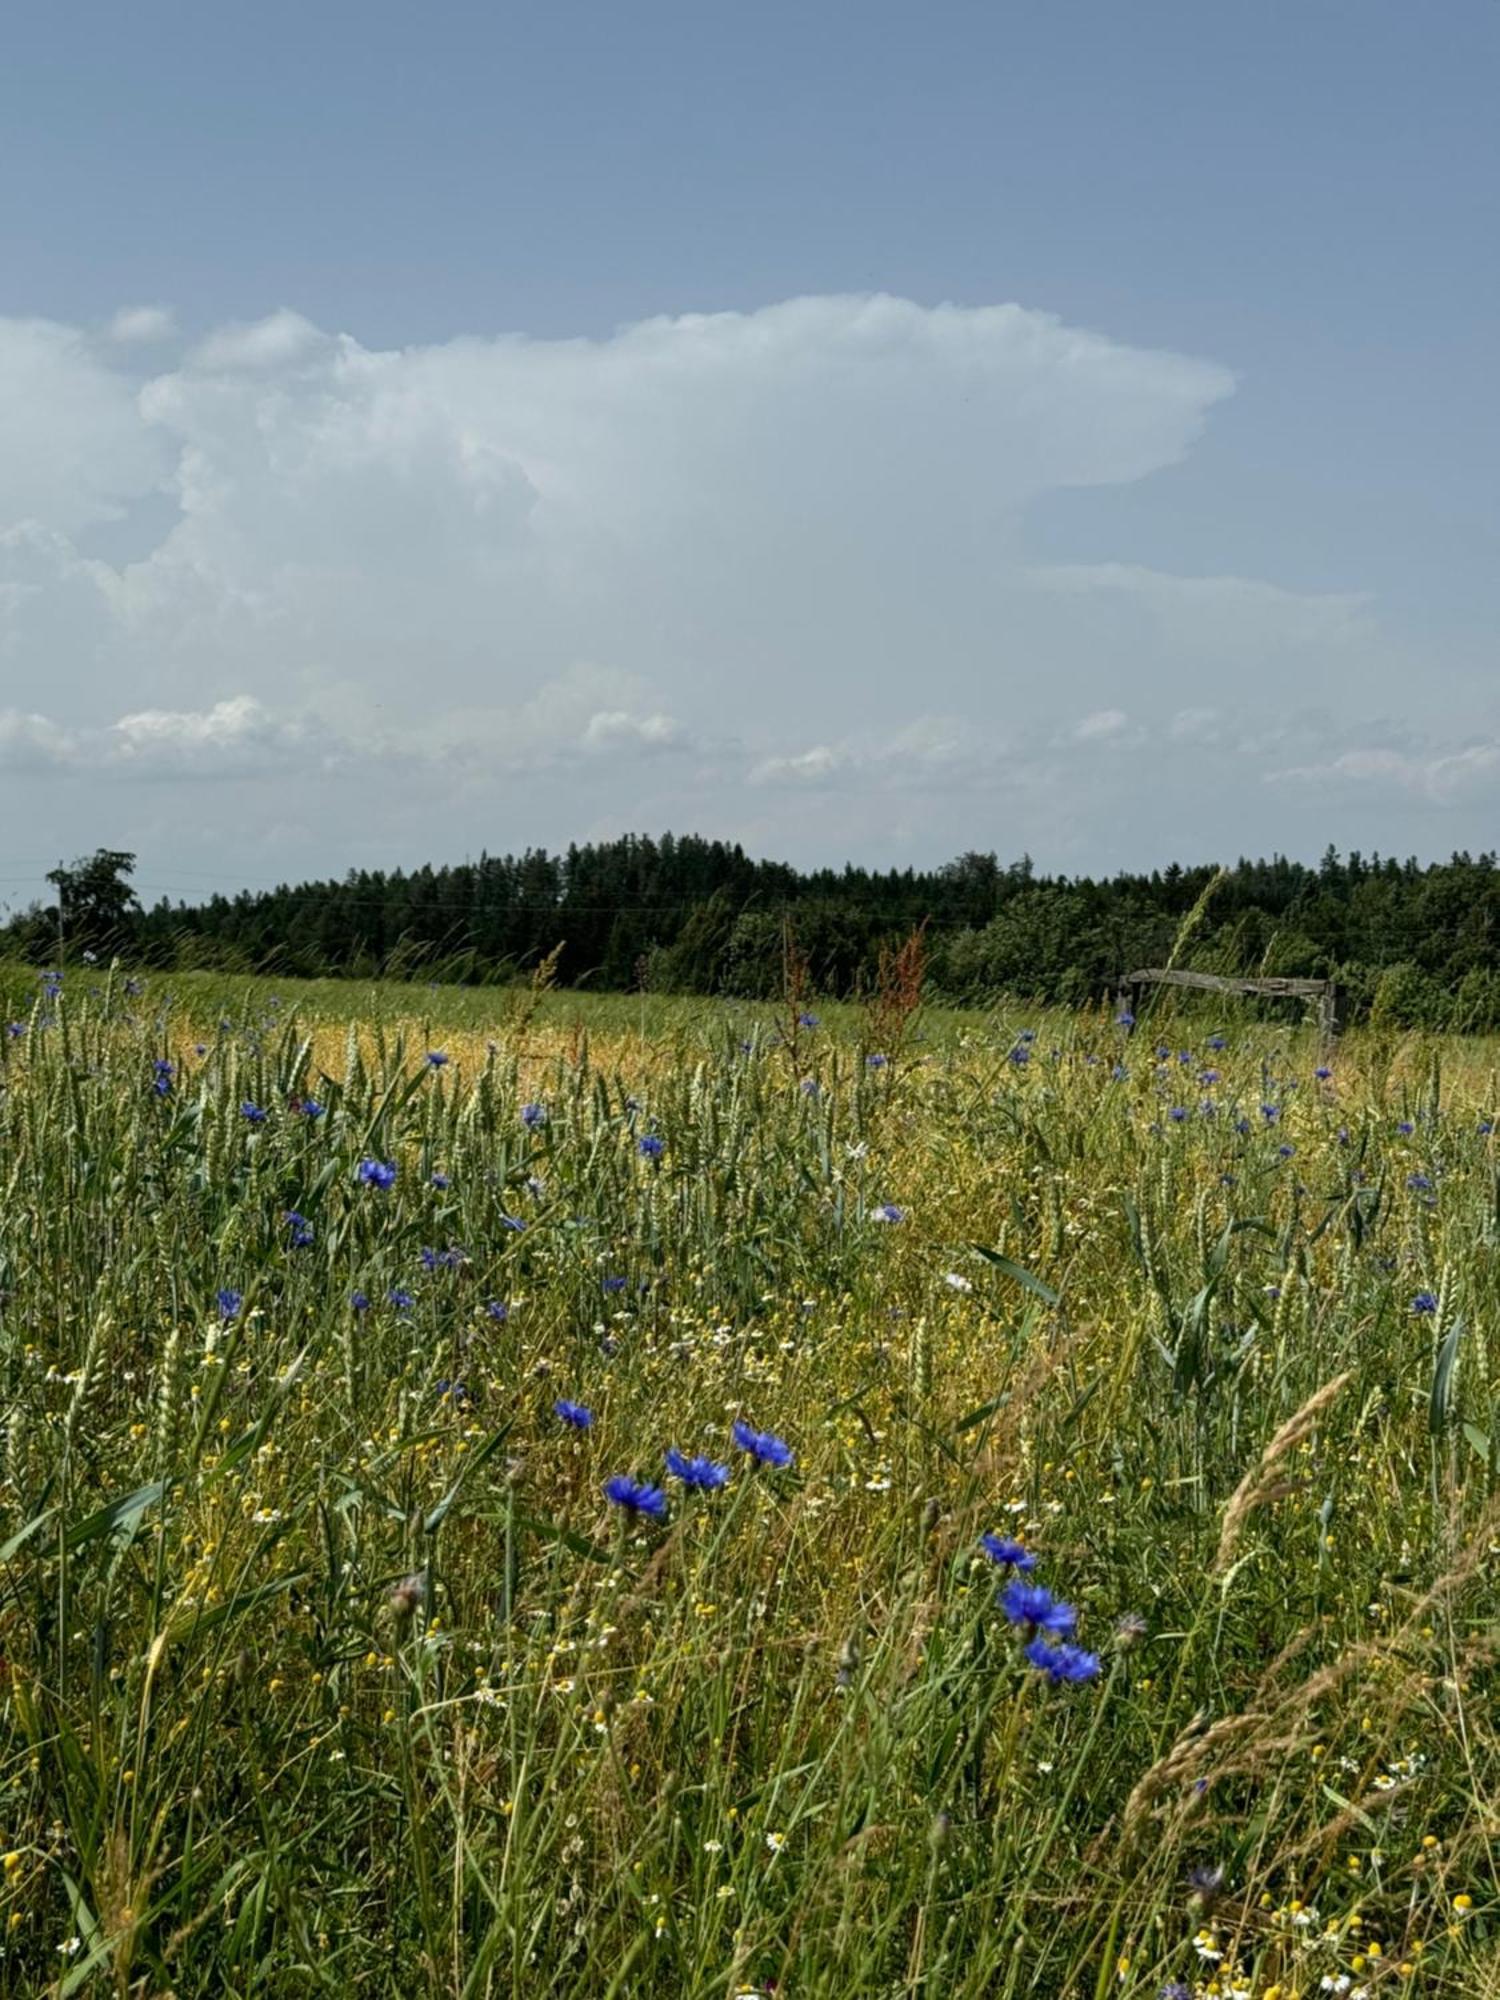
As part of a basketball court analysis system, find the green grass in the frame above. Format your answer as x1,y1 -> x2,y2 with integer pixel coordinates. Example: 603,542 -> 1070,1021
0,968 -> 1496,1996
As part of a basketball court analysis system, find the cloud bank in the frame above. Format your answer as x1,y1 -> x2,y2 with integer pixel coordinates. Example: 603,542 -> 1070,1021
0,292 -> 1473,898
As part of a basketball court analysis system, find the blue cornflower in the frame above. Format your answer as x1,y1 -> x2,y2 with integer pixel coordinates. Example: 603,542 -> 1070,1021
1206,1034 -> 1226,1051
420,1245 -> 464,1271
1260,1103 -> 1279,1123
240,1101 -> 267,1124
1160,1984 -> 1193,2000
1168,1106 -> 1187,1123
350,1289 -> 371,1312
798,1012 -> 820,1029
637,1134 -> 664,1160
435,1379 -> 471,1405
980,1535 -> 1037,1571
431,1171 -> 450,1188
1277,1143 -> 1295,1158
665,1448 -> 730,1489
865,1052 -> 889,1068
284,1210 -> 314,1248
216,1287 -> 243,1321
357,1157 -> 397,1190
602,1275 -> 627,1294
1009,1045 -> 1030,1067
1397,1119 -> 1414,1136
7,1022 -> 25,1038
1407,1172 -> 1433,1192
152,1056 -> 174,1096
1115,1009 -> 1135,1028
1315,1065 -> 1333,1081
499,1213 -> 527,1232
603,1475 -> 668,1519
387,1288 -> 415,1311
521,1102 -> 548,1129
486,1299 -> 509,1322
999,1580 -> 1077,1636
1199,1068 -> 1220,1085
1155,1046 -> 1171,1061
872,1203 -> 905,1223
800,1077 -> 820,1096
1411,1290 -> 1439,1315
732,1419 -> 794,1468
300,1098 -> 325,1118
554,1399 -> 593,1429
1023,1637 -> 1101,1684
1111,1063 -> 1128,1081
426,1050 -> 449,1068
1233,1116 -> 1251,1136
1019,1027 -> 1036,1043
1479,1119 -> 1494,1137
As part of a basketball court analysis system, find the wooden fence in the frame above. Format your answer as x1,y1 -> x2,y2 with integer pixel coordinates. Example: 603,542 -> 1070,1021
1118,968 -> 1346,1040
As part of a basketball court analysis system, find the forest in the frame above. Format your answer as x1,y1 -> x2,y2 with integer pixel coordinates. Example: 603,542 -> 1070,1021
7,836 -> 1500,1027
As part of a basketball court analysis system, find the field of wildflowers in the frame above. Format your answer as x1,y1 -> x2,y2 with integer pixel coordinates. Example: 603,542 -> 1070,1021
0,965 -> 1496,1997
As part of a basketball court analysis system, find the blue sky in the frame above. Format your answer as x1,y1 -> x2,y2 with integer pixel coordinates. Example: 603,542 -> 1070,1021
0,0 -> 1496,905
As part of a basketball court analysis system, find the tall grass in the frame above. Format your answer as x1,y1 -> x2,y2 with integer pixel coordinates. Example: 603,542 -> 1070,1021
0,969 -> 1495,1995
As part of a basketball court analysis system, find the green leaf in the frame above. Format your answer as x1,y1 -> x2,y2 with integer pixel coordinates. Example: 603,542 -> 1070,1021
65,1481 -> 165,1552
1430,1318 -> 1465,1436
511,1511 -> 614,1565
953,1395 -> 1005,1436
423,1421 -> 513,1534
0,1504 -> 59,1565
966,1244 -> 1060,1306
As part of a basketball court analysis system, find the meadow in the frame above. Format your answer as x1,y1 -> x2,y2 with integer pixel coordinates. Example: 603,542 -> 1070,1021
0,964 -> 1496,1997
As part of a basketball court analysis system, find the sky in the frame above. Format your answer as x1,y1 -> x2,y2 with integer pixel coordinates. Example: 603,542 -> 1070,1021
0,0 -> 1496,913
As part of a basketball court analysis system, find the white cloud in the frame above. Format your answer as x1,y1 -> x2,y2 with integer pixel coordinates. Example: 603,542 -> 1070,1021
186,309 -> 328,372
0,286 -> 1463,885
1170,707 -> 1222,743
1073,708 -> 1130,741
1270,738 -> 1500,802
107,695 -> 311,775
582,710 -> 684,752
0,708 -> 77,770
108,305 -> 177,345
0,319 -> 169,537
750,744 -> 846,786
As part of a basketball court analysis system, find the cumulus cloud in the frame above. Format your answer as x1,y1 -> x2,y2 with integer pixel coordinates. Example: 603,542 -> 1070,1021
1072,708 -> 1130,741
0,287 -> 1460,886
0,708 -> 77,771
107,695 -> 315,776
186,308 -> 329,372
750,745 -> 847,786
0,695 -> 321,779
582,710 -> 684,753
1270,738 -> 1500,802
108,305 -> 177,344
0,319 -> 169,537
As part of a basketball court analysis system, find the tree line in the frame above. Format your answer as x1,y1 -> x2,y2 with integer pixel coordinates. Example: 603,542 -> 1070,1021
8,837 -> 1500,1028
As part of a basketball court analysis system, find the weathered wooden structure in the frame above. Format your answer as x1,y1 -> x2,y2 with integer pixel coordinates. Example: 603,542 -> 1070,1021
1118,968 -> 1347,1040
